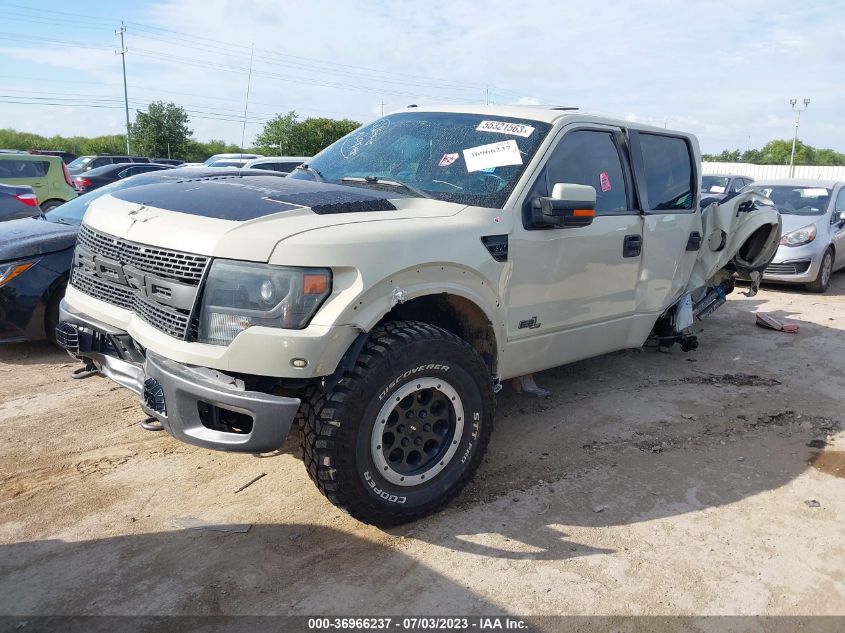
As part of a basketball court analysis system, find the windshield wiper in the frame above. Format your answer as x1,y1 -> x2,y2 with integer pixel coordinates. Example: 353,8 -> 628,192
294,163 -> 324,182
341,175 -> 432,199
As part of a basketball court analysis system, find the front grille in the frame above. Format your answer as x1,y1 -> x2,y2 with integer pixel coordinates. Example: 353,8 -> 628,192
70,225 -> 207,339
77,224 -> 208,283
765,260 -> 811,275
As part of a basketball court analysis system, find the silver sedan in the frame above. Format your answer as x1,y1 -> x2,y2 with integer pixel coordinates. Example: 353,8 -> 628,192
745,179 -> 845,293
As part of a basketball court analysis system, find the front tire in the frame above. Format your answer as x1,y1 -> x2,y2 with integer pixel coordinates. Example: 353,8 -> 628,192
299,321 -> 494,526
806,248 -> 833,293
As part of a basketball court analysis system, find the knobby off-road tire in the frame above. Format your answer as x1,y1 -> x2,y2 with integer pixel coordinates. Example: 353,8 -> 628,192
298,321 -> 494,526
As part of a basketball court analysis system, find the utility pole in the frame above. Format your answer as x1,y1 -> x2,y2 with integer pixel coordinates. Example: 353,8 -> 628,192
485,87 -> 489,105
116,21 -> 131,154
789,98 -> 810,177
379,101 -> 385,116
240,43 -> 254,152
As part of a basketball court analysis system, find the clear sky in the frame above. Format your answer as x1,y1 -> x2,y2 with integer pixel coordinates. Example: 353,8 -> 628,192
0,0 -> 842,154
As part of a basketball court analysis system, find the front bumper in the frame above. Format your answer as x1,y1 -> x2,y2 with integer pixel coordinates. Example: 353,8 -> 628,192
57,299 -> 300,453
762,242 -> 823,284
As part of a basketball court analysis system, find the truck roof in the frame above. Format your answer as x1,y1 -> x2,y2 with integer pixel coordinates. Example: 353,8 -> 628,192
398,104 -> 693,137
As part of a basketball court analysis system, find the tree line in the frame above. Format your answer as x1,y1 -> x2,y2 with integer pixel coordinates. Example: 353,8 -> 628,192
703,139 -> 845,166
0,101 -> 361,162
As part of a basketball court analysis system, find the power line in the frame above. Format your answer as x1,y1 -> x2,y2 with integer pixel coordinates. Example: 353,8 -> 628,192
116,21 -> 130,153
0,5 -> 535,103
241,43 -> 255,150
0,80 -> 372,119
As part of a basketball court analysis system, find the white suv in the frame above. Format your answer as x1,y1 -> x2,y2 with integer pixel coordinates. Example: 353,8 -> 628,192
57,105 -> 780,525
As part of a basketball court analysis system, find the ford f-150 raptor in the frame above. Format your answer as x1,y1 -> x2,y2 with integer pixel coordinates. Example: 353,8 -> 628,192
57,106 -> 781,525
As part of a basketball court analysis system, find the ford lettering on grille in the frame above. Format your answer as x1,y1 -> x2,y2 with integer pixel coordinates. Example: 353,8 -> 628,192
70,224 -> 209,339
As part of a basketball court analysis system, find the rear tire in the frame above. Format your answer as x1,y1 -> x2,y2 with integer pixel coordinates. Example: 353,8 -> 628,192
299,321 -> 494,526
39,199 -> 63,212
806,248 -> 833,293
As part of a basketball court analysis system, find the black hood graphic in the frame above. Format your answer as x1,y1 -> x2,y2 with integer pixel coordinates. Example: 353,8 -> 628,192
110,175 -> 404,221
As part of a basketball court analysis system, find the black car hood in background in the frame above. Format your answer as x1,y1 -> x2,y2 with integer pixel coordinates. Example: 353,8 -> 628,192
110,175 -> 407,220
0,217 -> 78,261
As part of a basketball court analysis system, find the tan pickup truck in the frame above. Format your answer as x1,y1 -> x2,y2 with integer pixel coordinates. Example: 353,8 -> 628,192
57,105 -> 781,525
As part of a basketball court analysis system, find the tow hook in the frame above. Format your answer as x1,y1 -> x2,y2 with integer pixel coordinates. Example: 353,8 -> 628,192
71,362 -> 98,380
141,418 -> 164,431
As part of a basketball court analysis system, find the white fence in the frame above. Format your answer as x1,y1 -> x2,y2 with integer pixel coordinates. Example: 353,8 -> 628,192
702,162 -> 845,180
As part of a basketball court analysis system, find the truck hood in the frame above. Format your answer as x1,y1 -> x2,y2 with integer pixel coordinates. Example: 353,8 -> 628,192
0,217 -> 78,262
82,175 -> 466,261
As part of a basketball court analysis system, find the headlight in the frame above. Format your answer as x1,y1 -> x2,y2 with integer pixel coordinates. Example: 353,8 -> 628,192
0,260 -> 38,288
780,224 -> 816,247
198,260 -> 331,345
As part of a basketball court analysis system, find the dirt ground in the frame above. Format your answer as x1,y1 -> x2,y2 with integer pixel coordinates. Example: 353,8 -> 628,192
1,276 -> 844,622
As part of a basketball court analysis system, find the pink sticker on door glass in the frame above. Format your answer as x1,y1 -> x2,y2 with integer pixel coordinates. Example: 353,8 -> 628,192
439,152 -> 459,167
600,171 -> 611,192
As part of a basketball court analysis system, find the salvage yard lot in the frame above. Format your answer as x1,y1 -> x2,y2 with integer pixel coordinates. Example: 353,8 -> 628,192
1,279 -> 844,618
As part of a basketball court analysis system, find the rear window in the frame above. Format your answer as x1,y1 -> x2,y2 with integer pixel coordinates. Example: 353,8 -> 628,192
0,158 -> 51,179
702,175 -> 729,194
67,156 -> 94,169
639,134 -> 694,211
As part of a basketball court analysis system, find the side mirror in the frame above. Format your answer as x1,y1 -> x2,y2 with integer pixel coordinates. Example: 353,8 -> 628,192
531,183 -> 597,229
838,210 -> 845,225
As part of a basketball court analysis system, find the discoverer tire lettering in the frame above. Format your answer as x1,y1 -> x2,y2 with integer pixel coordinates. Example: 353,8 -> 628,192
378,363 -> 450,401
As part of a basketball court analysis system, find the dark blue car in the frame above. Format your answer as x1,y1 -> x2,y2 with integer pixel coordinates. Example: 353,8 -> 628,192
0,168 -> 284,343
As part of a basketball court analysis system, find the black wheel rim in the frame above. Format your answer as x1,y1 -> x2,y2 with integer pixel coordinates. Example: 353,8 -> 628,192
371,378 -> 464,486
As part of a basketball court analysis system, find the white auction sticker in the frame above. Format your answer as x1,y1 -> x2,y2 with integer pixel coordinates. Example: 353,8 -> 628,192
463,139 -> 523,173
476,120 -> 535,137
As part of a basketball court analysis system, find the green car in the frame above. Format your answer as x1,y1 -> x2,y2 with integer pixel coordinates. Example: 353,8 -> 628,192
0,153 -> 77,211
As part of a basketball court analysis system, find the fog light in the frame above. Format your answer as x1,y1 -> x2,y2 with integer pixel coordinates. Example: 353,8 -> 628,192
291,358 -> 308,368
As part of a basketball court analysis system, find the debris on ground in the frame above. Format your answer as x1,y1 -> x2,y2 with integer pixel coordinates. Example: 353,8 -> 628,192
234,472 -> 267,493
664,372 -> 781,387
755,312 -> 800,333
512,374 -> 552,398
804,500 -> 821,508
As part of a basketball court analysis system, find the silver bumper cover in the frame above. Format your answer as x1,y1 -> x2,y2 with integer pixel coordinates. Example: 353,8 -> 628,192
57,299 -> 300,453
